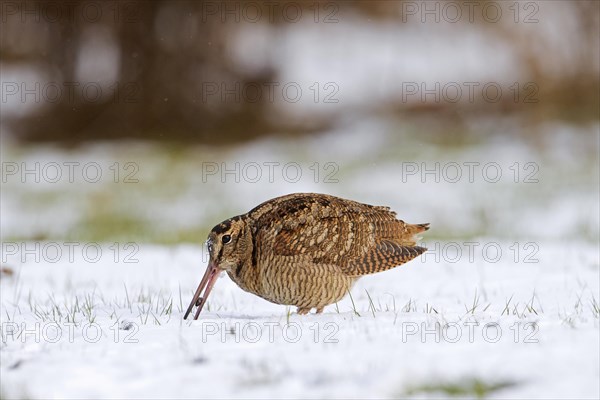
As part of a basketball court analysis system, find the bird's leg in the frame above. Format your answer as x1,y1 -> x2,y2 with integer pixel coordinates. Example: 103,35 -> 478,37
315,307 -> 324,314
296,307 -> 311,315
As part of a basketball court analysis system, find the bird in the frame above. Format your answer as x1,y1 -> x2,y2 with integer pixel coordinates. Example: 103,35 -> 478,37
184,193 -> 429,319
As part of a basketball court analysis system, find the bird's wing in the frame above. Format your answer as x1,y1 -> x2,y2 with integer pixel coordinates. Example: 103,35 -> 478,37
343,239 -> 427,276
258,193 -> 429,276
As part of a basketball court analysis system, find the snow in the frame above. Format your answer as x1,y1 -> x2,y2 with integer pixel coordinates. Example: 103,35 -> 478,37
1,122 -> 599,398
0,240 -> 598,399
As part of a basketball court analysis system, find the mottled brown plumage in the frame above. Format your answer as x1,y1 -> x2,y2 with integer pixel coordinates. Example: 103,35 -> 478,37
184,193 -> 429,319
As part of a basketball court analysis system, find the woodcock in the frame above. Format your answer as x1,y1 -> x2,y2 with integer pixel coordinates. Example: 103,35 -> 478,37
184,193 -> 429,319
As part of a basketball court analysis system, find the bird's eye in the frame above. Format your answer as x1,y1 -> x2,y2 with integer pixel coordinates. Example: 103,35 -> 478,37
222,235 -> 231,244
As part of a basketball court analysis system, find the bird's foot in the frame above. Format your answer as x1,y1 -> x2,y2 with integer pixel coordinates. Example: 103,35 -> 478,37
316,307 -> 324,314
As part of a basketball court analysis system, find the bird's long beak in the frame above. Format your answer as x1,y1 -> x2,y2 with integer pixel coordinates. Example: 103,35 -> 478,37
184,261 -> 220,320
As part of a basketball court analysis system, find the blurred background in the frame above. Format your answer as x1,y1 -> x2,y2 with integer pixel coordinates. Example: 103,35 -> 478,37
1,0 -> 599,244
1,2 -> 599,398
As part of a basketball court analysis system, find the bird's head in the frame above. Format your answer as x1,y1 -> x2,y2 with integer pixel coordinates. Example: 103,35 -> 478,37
206,216 -> 252,273
184,215 -> 252,320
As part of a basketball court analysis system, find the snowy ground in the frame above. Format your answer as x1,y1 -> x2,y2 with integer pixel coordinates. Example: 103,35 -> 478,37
1,119 -> 599,398
0,239 -> 599,399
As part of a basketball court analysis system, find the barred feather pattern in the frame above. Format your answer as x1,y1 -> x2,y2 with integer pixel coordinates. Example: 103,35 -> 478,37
213,193 -> 429,313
